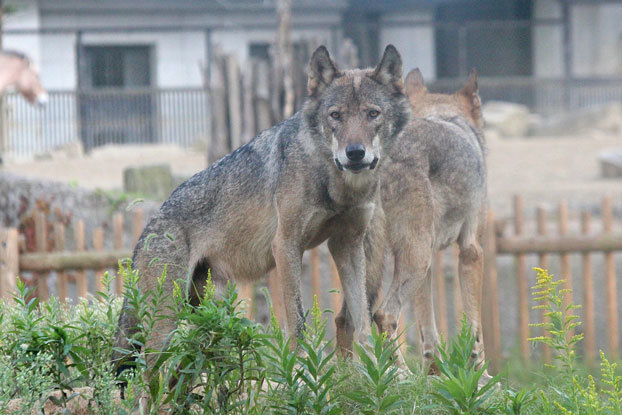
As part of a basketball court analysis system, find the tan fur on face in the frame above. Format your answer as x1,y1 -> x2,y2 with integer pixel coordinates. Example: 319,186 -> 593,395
405,68 -> 483,130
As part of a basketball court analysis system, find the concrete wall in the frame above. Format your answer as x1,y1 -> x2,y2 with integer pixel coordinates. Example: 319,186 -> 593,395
379,9 -> 436,80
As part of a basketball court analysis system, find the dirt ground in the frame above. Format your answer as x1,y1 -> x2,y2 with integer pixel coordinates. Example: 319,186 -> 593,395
4,134 -> 622,218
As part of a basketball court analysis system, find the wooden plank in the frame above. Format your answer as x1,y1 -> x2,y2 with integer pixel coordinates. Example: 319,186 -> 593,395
514,195 -> 529,361
537,206 -> 551,364
93,228 -> 105,294
19,250 -> 132,272
132,208 -> 143,246
310,248 -> 321,309
581,211 -> 596,365
482,210 -> 501,372
34,211 -> 49,300
73,220 -> 88,298
434,251 -> 448,337
559,201 -> 574,339
496,234 -> 622,254
113,213 -> 124,295
0,228 -> 19,301
53,223 -> 68,302
603,195 -> 619,358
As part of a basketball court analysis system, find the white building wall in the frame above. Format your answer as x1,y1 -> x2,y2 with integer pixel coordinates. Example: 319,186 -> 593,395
532,0 -> 563,78
3,0 -> 41,67
379,9 -> 435,81
572,3 -> 622,77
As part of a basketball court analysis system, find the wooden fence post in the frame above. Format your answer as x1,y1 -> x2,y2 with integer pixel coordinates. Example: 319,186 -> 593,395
514,195 -> 529,361
73,220 -> 88,298
330,256 -> 342,317
132,208 -> 143,246
434,251 -> 448,337
581,211 -> 596,365
268,269 -> 283,325
536,206 -> 551,364
53,223 -> 68,302
113,213 -> 124,294
93,227 -> 105,294
34,211 -> 49,300
310,248 -> 321,309
603,195 -> 618,358
483,210 -> 501,372
558,201 -> 574,339
0,228 -> 18,301
452,244 -> 463,332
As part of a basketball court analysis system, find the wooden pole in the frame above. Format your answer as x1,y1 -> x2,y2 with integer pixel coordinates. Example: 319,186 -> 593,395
483,210 -> 501,372
434,251 -> 448,337
225,55 -> 242,151
329,256 -> 342,317
239,283 -> 254,319
310,248 -> 322,309
73,220 -> 88,298
268,269 -> 283,325
132,208 -> 143,246
93,227 -> 105,294
536,206 -> 551,364
603,195 -> 618,358
452,245 -> 463,333
113,213 -> 124,294
53,223 -> 68,302
558,201 -> 574,339
581,211 -> 595,365
514,195 -> 529,361
0,228 -> 18,301
34,211 -> 49,300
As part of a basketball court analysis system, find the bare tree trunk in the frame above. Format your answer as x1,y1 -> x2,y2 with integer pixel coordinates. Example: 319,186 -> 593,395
0,0 -> 5,166
276,0 -> 294,119
208,48 -> 230,164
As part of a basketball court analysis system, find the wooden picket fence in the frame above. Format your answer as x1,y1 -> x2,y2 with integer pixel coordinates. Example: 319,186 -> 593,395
1,196 -> 621,371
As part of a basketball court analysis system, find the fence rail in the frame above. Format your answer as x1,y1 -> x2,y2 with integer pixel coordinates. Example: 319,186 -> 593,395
1,196 -> 621,373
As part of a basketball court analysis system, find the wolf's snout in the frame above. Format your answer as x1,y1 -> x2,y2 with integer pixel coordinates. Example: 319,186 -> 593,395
345,144 -> 366,162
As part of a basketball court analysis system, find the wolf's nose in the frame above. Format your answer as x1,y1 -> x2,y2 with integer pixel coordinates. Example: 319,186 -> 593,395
346,144 -> 365,162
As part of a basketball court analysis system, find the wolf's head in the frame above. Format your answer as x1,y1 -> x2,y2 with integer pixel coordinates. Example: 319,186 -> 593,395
304,45 -> 410,175
405,68 -> 483,130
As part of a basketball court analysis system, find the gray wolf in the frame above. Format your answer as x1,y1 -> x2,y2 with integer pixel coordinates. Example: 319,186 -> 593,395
336,68 -> 488,373
113,45 -> 411,372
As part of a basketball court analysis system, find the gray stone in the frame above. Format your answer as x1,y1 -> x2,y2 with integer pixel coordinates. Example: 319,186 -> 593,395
600,149 -> 622,178
123,164 -> 175,201
482,101 -> 531,137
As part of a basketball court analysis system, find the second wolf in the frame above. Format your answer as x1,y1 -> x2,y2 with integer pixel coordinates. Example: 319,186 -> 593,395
336,68 -> 488,372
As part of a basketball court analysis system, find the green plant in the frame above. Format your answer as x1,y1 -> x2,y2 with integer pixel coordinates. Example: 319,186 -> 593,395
430,315 -> 503,414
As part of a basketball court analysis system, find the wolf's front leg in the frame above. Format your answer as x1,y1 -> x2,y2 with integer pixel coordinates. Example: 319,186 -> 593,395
272,230 -> 305,340
328,206 -> 374,345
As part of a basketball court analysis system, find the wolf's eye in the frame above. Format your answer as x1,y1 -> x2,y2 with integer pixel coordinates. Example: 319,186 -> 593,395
330,111 -> 341,120
368,110 -> 380,119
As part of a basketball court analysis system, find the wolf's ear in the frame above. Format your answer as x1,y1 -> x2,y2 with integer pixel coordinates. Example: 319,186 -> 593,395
458,68 -> 480,106
308,46 -> 339,97
405,68 -> 427,97
372,45 -> 403,91
458,68 -> 482,124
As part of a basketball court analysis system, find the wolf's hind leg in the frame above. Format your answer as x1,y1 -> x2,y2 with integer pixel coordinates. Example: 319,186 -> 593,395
458,224 -> 487,372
